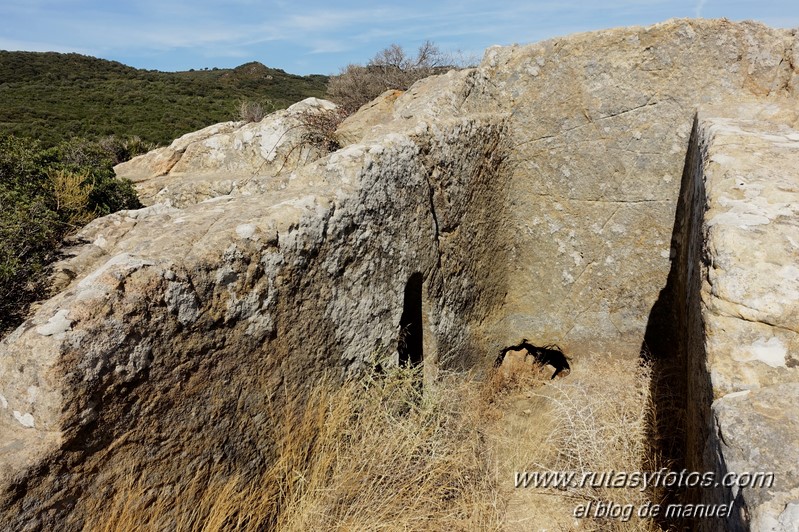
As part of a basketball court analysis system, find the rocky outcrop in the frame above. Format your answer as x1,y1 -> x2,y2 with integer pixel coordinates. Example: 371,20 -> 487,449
476,20 -> 797,359
2,18 -> 799,530
334,89 -> 404,146
1,110 -> 508,530
114,98 -> 340,207
674,108 -> 799,531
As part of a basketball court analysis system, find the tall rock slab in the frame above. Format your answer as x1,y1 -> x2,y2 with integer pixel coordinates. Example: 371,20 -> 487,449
675,108 -> 799,531
1,18 -> 799,530
470,20 -> 798,357
1,113 -> 508,530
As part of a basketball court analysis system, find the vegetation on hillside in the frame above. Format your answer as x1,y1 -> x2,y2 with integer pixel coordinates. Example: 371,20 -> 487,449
0,51 -> 329,333
0,51 -> 328,147
0,134 -> 144,333
326,40 -> 469,114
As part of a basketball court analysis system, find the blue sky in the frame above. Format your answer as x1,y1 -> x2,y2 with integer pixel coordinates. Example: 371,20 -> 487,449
1,1 -> 797,75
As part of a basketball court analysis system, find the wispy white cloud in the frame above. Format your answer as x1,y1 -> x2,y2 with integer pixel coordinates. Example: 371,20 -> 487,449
307,39 -> 355,54
2,0 -> 798,74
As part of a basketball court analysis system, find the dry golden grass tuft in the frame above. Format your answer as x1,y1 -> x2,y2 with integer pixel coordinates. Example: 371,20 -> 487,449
265,367 -> 505,531
83,355 -> 664,531
539,359 -> 663,531
48,169 -> 94,226
484,348 -> 551,401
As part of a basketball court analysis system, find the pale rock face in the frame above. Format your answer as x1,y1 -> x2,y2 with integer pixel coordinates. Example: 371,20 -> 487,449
114,97 -> 341,207
335,89 -> 404,146
676,112 -> 799,531
698,113 -> 799,396
2,18 -> 799,530
472,19 -> 798,358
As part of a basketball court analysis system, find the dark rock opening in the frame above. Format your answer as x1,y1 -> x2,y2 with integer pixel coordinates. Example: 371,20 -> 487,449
640,115 -> 720,529
496,339 -> 570,380
398,272 -> 424,368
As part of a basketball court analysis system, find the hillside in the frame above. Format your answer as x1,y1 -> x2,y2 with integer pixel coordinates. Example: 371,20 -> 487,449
0,51 -> 328,146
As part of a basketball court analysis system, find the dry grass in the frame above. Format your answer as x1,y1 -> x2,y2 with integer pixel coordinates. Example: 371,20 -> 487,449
48,169 -> 94,226
84,367 -> 504,531
540,360 -> 662,531
82,355 -> 664,531
237,100 -> 273,123
492,356 -> 664,532
267,368 -> 504,531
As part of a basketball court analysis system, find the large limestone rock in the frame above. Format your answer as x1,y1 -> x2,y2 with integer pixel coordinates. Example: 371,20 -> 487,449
675,109 -> 799,531
2,18 -> 799,530
471,20 -> 796,358
1,112 -> 506,530
333,18 -> 799,358
114,97 -> 340,207
334,89 -> 404,146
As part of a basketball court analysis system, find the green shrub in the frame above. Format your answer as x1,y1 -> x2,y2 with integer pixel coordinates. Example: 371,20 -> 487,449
0,134 -> 142,335
87,173 -> 141,215
0,51 -> 328,147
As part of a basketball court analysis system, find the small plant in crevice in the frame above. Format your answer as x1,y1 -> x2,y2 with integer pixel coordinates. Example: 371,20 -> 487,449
295,107 -> 348,154
260,107 -> 348,177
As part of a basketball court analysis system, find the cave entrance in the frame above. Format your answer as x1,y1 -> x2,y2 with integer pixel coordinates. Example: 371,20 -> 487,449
398,272 -> 424,368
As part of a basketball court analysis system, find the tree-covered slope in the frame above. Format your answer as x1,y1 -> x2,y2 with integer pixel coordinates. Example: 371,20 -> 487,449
0,51 -> 328,146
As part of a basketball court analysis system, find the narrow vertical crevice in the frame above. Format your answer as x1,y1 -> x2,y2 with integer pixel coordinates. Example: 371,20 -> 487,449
641,114 -> 721,530
424,172 -> 443,270
398,272 -> 424,368
639,115 -> 697,531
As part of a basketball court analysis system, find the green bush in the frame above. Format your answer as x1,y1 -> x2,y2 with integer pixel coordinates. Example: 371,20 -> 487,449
0,51 -> 328,147
0,134 -> 142,334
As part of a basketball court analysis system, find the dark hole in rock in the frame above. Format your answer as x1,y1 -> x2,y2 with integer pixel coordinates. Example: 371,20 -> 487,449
496,339 -> 571,379
398,272 -> 424,368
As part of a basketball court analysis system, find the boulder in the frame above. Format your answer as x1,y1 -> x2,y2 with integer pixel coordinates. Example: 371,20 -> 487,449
334,89 -> 404,146
114,98 -> 340,207
675,109 -> 799,531
2,18 -> 799,530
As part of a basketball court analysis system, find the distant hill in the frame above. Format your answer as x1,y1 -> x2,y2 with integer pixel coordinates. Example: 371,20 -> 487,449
0,51 -> 328,146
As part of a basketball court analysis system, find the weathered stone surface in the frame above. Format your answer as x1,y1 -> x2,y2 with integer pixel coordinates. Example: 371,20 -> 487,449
712,384 -> 799,531
701,114 -> 799,395
2,18 -> 799,530
1,111 -> 506,529
335,89 -> 404,146
335,18 -> 799,359
675,110 -> 799,531
114,97 -> 340,207
473,19 -> 798,358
